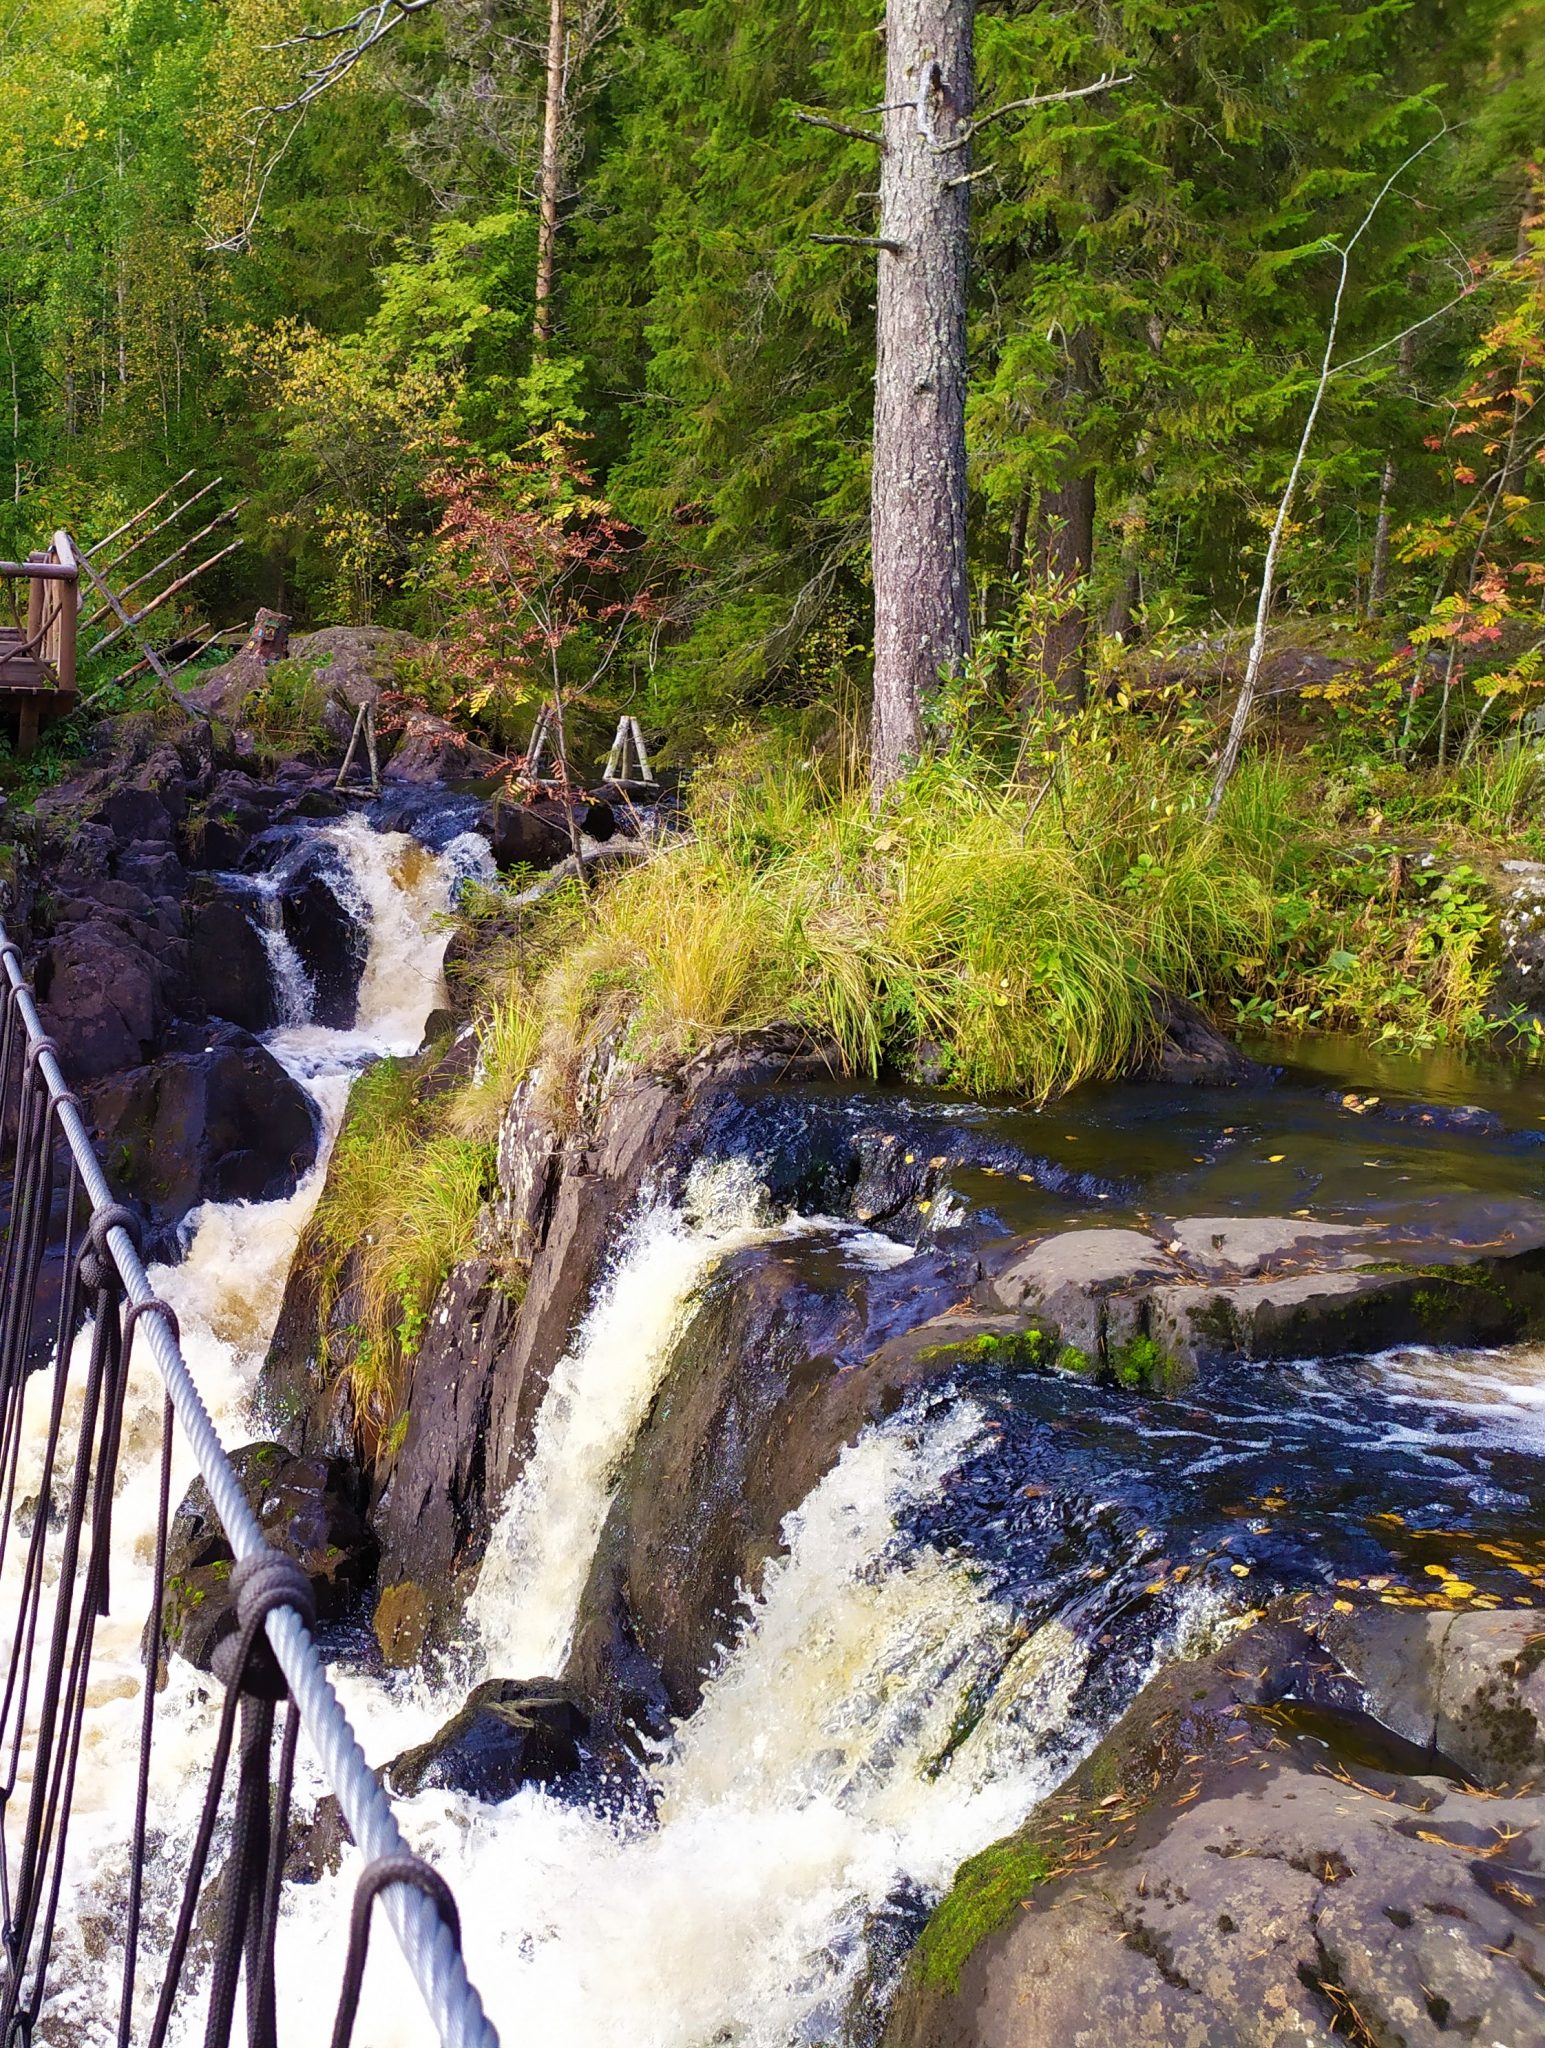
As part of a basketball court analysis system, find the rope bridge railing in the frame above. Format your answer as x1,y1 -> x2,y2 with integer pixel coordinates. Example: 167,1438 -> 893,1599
0,921 -> 499,2048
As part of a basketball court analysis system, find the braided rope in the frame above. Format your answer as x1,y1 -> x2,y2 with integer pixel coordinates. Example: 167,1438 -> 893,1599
0,926 -> 499,2048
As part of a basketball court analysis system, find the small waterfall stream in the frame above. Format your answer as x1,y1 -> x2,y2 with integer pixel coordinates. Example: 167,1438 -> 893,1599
17,813 -> 1545,2048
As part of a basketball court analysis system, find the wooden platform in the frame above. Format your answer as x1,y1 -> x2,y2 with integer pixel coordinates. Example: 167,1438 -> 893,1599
0,628 -> 77,754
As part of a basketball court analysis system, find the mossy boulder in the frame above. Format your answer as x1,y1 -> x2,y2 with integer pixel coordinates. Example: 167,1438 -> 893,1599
886,1605 -> 1545,2048
157,1441 -> 378,1674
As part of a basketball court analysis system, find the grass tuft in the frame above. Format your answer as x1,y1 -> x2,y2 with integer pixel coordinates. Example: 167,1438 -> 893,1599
312,1057 -> 491,1446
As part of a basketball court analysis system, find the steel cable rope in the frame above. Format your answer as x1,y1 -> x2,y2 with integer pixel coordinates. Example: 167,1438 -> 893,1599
0,925 -> 498,2048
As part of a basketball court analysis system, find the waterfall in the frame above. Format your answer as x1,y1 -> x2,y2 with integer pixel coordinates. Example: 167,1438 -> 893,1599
0,814 -> 486,2044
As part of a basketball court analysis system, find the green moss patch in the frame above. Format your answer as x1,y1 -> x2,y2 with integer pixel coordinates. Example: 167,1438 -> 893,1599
911,1835 -> 1052,1993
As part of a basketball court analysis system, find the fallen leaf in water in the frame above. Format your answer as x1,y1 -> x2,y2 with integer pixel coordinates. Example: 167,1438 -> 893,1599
1231,1563 -> 1251,1578
1333,1599 -> 1354,1613
1268,1154 -> 1285,1163
1367,1574 -> 1391,1590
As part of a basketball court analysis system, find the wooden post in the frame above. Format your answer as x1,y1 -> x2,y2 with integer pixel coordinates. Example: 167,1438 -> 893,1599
24,554 -> 44,656
16,701 -> 39,756
51,534 -> 77,694
246,607 -> 289,664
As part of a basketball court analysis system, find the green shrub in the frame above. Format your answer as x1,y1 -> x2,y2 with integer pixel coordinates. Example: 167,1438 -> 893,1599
238,655 -> 332,759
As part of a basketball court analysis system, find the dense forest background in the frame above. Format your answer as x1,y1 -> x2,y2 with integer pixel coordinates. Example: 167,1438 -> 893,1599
5,0 -> 1545,743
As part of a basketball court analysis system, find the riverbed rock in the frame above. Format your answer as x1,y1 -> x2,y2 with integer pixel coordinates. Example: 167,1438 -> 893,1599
158,1442 -> 377,1673
276,839 -> 367,1028
35,915 -> 170,1080
383,1678 -> 623,1805
480,796 -> 616,872
184,887 -> 276,1032
1136,993 -> 1270,1085
85,1033 -> 318,1256
971,1196 -> 1545,1388
357,1027 -> 842,1651
885,1604 -> 1545,2048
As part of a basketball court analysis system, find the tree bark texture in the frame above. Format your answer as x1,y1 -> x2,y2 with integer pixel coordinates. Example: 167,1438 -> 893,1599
1367,455 -> 1395,615
533,0 -> 565,346
1035,469 -> 1095,707
869,0 -> 973,798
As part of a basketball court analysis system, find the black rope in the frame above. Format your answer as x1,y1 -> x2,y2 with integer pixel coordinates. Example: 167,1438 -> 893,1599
330,1854 -> 463,2048
117,1297 -> 178,2048
148,1555 -> 316,2048
0,1212 -> 130,2041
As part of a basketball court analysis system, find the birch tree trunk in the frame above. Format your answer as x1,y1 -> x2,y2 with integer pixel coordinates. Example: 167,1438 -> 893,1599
869,0 -> 974,799
533,0 -> 565,346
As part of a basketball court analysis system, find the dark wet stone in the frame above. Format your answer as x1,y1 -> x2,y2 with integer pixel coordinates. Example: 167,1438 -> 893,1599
384,1679 -> 596,1802
35,917 -> 171,1081
185,889 -> 276,1033
91,785 -> 173,844
158,1443 -> 378,1674
86,1035 -> 318,1256
278,842 -> 366,1029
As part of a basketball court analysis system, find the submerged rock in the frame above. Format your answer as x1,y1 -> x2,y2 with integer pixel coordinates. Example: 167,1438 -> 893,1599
383,1677 -> 636,1808
158,1442 -> 378,1674
887,1604 -> 1545,2048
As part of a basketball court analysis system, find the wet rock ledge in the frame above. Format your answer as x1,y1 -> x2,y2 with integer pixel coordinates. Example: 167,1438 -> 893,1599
953,1198 -> 1545,1390
887,1601 -> 1545,2048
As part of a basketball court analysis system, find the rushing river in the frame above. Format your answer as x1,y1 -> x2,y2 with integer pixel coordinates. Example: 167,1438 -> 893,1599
15,812 -> 1545,2047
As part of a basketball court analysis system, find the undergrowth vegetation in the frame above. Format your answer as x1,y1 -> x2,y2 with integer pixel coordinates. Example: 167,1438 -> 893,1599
311,1054 -> 491,1446
452,717 -> 1535,1124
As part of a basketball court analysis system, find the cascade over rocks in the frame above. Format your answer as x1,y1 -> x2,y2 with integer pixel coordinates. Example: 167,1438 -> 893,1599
565,1237 -> 977,1734
273,839 -> 367,1029
338,1029 -> 843,1658
157,1442 -> 377,1674
7,707 -> 410,1249
884,1602 -> 1545,2048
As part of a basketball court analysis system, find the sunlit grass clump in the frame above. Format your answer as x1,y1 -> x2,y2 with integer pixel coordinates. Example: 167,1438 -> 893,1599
459,728 -> 1289,1110
312,1055 -> 490,1445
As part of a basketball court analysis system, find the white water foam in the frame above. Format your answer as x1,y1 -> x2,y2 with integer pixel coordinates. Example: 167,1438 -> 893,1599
34,810 -> 1545,2048
0,813 -> 480,2045
466,1162 -> 798,1678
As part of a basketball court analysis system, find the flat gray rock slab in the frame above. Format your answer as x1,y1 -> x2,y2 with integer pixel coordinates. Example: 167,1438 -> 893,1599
975,1196 -> 1545,1381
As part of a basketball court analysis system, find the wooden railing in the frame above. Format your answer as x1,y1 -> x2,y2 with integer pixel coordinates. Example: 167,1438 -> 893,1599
16,532 -> 79,694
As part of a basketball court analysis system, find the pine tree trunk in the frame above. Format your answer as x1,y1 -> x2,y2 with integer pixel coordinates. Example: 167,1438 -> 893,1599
533,0 -> 565,347
869,0 -> 974,799
1035,470 -> 1095,707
